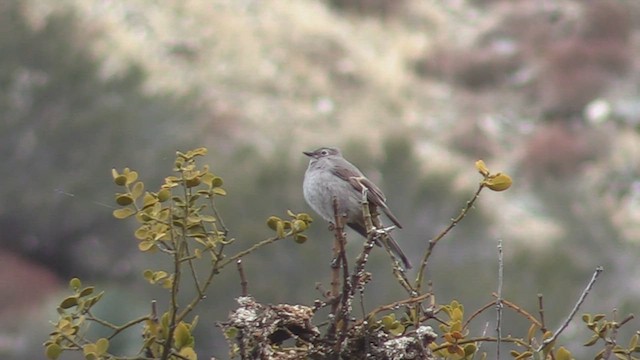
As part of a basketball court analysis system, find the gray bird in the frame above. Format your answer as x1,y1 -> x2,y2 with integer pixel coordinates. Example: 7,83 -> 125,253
303,147 -> 412,269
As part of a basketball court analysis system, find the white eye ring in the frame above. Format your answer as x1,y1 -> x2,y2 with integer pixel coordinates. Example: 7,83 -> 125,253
320,149 -> 329,156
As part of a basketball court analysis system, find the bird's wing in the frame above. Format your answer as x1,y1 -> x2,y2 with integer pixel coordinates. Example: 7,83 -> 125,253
332,164 -> 402,228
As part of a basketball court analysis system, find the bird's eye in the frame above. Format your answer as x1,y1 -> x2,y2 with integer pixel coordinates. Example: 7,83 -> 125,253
320,149 -> 329,156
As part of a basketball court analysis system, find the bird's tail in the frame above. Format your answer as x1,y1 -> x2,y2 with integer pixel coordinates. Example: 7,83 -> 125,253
348,221 -> 412,269
383,234 -> 413,269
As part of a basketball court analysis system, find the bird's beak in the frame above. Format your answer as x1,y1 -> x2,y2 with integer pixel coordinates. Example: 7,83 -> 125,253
303,151 -> 313,157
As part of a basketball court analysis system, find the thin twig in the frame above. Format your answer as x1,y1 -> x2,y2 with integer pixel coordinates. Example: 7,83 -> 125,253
415,183 -> 485,293
209,196 -> 229,236
361,293 -> 432,321
218,236 -> 282,268
496,239 -> 503,360
536,266 -> 604,352
537,294 -> 547,333
237,259 -> 248,297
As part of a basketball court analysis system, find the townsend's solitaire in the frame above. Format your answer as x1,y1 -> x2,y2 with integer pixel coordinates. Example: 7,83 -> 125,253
303,147 -> 412,269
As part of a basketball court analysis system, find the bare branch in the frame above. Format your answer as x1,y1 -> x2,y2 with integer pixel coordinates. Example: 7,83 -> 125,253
536,266 -> 604,352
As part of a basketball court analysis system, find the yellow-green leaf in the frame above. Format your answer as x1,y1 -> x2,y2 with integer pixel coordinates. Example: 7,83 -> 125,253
95,338 -> 109,355
115,194 -> 134,206
174,322 -> 191,350
514,351 -> 533,360
475,160 -> 490,176
483,172 -> 513,191
135,226 -> 149,240
45,343 -> 63,360
463,343 -> 477,356
527,322 -> 538,343
82,343 -> 97,357
388,323 -> 405,336
60,296 -> 78,309
125,170 -> 138,185
79,286 -> 94,297
138,240 -> 156,252
212,187 -> 226,196
276,220 -> 285,238
69,278 -> 82,290
292,219 -> 307,232
113,207 -> 136,219
131,181 -> 144,199
178,347 -> 198,360
266,216 -> 281,231
224,326 -> 238,339
555,346 -> 572,360
584,334 -> 599,346
113,174 -> 127,186
157,189 -> 171,202
142,192 -> 157,209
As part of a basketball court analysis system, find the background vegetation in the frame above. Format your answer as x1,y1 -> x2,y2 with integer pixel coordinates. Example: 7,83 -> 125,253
1,0 -> 639,359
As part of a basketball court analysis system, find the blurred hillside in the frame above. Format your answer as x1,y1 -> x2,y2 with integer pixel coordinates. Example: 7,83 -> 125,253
1,0 -> 640,358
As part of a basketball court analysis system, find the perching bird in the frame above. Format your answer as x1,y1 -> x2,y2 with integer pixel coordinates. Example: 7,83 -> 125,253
302,147 -> 412,269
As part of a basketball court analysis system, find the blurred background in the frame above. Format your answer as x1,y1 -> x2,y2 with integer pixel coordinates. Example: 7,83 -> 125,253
1,0 -> 639,358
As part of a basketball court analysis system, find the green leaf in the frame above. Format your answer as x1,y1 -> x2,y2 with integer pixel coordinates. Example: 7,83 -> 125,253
294,234 -> 308,244
584,334 -> 599,346
113,207 -> 136,219
135,226 -> 149,240
59,296 -> 78,309
157,189 -> 171,202
142,192 -> 157,209
266,216 -> 281,231
629,333 -> 639,349
292,219 -> 307,232
463,343 -> 477,356
212,187 -> 226,196
79,286 -> 94,298
555,346 -> 572,360
95,338 -> 109,355
388,324 -> 404,336
131,181 -> 144,199
200,215 -> 217,222
45,343 -> 63,359
115,194 -> 134,206
514,351 -> 533,360
210,176 -> 223,187
527,323 -> 538,342
69,278 -> 82,290
138,240 -> 156,252
125,170 -> 138,185
276,221 -> 285,238
179,347 -> 197,360
174,322 -> 191,350
381,315 -> 395,328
